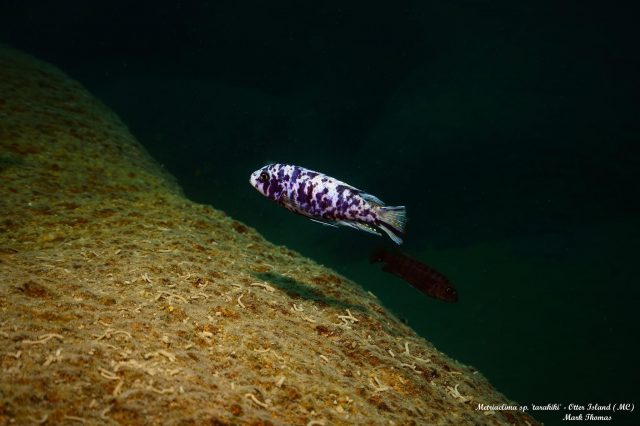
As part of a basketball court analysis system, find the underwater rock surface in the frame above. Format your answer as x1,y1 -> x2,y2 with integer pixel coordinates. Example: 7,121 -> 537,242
0,45 -> 539,425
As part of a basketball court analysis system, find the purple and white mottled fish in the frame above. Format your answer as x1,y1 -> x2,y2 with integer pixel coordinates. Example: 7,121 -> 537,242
249,164 -> 407,244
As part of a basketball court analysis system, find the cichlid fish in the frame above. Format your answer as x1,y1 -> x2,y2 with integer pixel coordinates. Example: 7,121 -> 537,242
249,164 -> 407,244
370,248 -> 458,302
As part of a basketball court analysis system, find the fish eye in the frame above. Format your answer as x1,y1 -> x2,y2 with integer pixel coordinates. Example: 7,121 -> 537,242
258,171 -> 270,183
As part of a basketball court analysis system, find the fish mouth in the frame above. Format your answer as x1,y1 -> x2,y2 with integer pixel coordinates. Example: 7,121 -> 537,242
249,171 -> 258,186
249,171 -> 263,192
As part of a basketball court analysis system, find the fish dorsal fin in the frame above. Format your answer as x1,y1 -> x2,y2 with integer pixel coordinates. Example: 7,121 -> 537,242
337,220 -> 382,236
360,192 -> 385,207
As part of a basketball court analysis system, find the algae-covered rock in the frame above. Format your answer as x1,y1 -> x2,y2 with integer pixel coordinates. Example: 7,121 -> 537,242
0,45 -> 539,425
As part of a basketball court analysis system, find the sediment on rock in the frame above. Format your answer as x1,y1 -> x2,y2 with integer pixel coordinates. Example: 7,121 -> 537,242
0,44 -> 539,425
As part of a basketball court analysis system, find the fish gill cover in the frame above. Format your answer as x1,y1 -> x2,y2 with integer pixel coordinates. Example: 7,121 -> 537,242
0,45 -> 539,425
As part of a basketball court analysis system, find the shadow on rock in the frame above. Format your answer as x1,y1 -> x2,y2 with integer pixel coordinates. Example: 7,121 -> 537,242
254,271 -> 366,312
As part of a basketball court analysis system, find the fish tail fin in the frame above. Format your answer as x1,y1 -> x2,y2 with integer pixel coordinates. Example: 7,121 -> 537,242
370,246 -> 387,264
377,206 -> 407,245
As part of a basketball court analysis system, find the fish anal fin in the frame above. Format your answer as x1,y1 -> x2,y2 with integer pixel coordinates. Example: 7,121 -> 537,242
337,220 -> 382,236
378,223 -> 404,244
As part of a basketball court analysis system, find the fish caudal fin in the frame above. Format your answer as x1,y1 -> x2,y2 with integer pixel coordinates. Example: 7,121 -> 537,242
377,206 -> 407,245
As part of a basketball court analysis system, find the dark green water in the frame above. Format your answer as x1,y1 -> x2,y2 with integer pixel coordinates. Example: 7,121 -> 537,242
2,1 -> 638,424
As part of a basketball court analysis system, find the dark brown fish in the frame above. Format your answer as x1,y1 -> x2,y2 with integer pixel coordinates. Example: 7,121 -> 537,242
370,248 -> 458,302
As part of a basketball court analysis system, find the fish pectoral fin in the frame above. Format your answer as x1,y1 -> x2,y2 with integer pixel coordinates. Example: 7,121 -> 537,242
310,218 -> 338,227
278,193 -> 302,213
279,195 -> 314,218
337,220 -> 382,236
